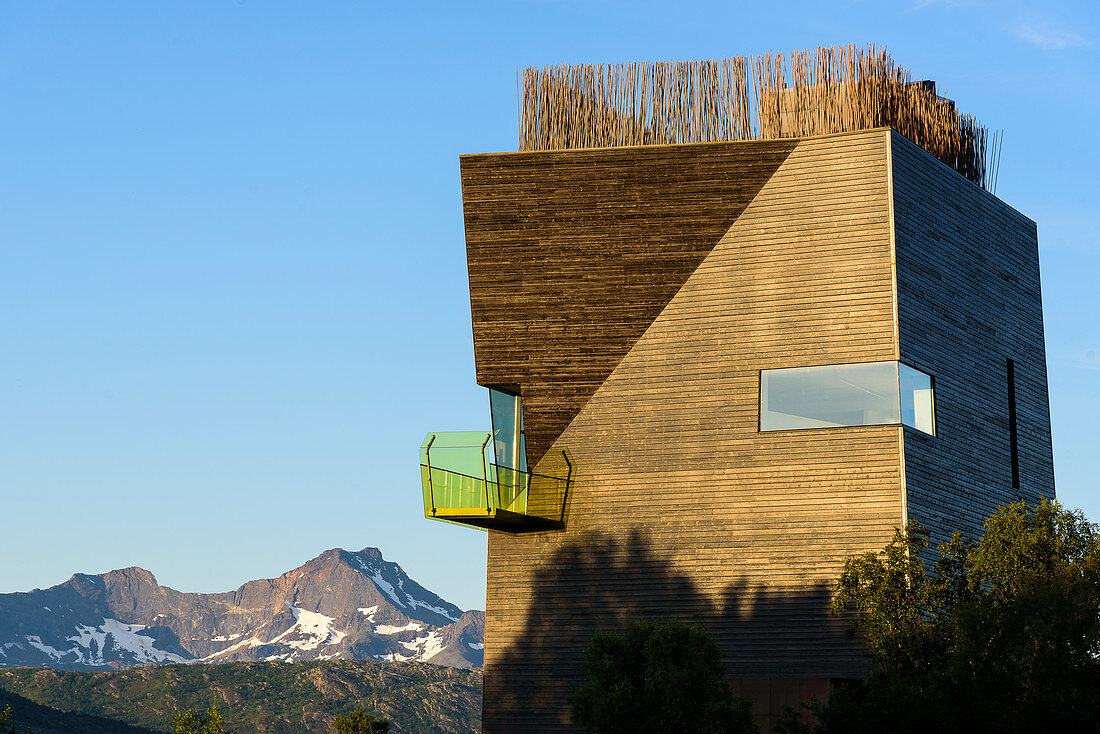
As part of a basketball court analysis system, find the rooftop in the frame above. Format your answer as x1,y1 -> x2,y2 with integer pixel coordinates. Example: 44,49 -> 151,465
519,44 -> 1000,190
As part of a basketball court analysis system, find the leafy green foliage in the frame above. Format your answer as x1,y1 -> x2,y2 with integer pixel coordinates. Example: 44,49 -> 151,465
782,499 -> 1100,734
569,621 -> 758,734
174,705 -> 224,734
0,706 -> 18,734
331,708 -> 389,733
0,704 -> 29,734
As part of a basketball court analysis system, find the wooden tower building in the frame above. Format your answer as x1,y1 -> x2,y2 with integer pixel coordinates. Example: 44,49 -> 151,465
419,49 -> 1055,733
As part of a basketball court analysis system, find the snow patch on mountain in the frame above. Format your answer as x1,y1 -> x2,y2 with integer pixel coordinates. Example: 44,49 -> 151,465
24,636 -> 67,660
373,651 -> 416,662
25,620 -> 188,666
399,630 -> 445,662
72,619 -> 189,665
358,606 -> 378,621
405,597 -> 460,623
389,567 -> 459,620
347,554 -> 409,609
346,550 -> 462,624
202,634 -> 266,661
374,622 -> 423,635
202,607 -> 347,662
271,605 -> 346,651
370,571 -> 405,608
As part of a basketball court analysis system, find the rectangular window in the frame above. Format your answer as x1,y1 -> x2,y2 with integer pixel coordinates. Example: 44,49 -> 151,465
900,363 -> 936,435
1007,359 -> 1020,488
489,388 -> 527,472
761,361 -> 936,435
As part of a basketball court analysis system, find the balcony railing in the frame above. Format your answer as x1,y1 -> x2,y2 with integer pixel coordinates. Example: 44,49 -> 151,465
419,431 -> 571,532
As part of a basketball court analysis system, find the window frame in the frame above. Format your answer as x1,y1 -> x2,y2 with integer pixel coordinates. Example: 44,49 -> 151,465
758,360 -> 937,436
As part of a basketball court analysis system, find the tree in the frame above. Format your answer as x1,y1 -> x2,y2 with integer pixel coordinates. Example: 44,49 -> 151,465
174,705 -> 225,734
330,708 -> 389,734
0,705 -> 30,734
781,498 -> 1100,734
569,621 -> 758,734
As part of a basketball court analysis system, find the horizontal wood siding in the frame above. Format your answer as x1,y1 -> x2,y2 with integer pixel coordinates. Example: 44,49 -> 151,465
472,130 -> 904,732
891,130 -> 1056,548
461,141 -> 796,465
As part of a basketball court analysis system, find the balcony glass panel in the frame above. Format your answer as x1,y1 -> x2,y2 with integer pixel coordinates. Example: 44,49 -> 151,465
419,431 -> 570,531
761,361 -> 935,435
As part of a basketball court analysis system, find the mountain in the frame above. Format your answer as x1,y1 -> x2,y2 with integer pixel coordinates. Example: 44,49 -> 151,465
0,659 -> 482,733
0,548 -> 484,671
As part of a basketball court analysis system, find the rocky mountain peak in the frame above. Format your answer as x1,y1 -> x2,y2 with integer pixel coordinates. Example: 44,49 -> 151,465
0,548 -> 483,672
63,573 -> 106,594
104,566 -> 158,583
102,567 -> 161,595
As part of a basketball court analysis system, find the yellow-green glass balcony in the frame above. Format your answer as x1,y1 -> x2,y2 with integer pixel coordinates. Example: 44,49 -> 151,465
419,431 -> 571,532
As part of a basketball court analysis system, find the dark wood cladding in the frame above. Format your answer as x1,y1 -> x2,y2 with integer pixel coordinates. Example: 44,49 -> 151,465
460,141 -> 797,465
890,131 -> 1056,546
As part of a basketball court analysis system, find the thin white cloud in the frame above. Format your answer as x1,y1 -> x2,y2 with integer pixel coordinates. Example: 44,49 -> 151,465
1011,19 -> 1087,49
909,0 -> 979,10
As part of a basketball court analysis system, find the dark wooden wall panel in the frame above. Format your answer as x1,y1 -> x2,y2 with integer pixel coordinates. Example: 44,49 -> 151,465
461,141 -> 797,465
474,131 -> 905,733
891,130 -> 1056,547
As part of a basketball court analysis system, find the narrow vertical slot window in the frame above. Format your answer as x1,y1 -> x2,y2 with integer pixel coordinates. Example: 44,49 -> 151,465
1007,359 -> 1020,489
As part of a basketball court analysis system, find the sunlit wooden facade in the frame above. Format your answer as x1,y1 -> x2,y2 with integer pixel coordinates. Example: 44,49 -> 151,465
445,128 -> 1054,733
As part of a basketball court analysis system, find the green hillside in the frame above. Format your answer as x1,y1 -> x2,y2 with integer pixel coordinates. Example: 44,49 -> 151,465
1,687 -> 158,734
0,660 -> 481,734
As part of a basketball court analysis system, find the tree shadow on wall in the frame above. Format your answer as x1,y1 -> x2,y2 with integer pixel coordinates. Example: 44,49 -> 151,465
484,530 -> 857,734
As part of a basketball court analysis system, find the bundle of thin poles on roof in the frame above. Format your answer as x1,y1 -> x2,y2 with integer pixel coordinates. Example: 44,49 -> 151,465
519,44 -> 1002,191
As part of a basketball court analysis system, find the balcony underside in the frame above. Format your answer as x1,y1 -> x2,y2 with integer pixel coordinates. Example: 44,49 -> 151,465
427,507 -> 564,532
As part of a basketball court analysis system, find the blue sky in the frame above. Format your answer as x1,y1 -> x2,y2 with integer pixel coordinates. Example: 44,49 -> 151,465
1,1 -> 1097,611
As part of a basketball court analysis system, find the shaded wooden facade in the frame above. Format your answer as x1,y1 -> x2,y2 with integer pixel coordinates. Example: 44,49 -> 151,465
890,131 -> 1056,546
458,128 -> 1054,733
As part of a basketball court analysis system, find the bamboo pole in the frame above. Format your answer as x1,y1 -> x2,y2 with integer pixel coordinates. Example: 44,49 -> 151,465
518,45 -> 993,188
